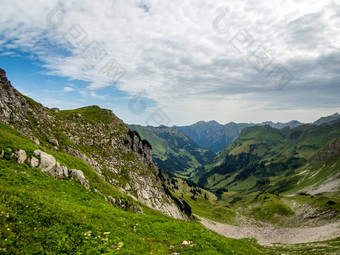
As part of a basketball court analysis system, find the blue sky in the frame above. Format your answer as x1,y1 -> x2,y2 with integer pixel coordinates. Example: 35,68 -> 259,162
0,0 -> 339,126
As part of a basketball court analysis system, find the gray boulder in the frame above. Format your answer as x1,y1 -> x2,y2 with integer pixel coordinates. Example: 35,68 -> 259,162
30,156 -> 39,168
16,149 -> 27,163
49,138 -> 59,148
34,150 -> 57,177
55,162 -> 69,179
70,169 -> 90,189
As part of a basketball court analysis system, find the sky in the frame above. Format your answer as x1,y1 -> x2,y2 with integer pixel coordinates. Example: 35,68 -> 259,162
0,0 -> 339,126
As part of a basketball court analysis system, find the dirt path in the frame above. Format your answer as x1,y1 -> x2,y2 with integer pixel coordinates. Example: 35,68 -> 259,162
198,216 -> 340,246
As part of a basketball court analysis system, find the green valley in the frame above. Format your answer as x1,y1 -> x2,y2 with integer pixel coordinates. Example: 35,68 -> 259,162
129,125 -> 215,178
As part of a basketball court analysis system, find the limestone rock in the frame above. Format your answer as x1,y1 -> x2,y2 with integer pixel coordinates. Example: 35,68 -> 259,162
182,241 -> 195,247
108,196 -> 116,205
16,149 -> 27,163
55,162 -> 69,179
49,138 -> 59,148
125,183 -> 131,191
51,108 -> 60,113
70,169 -> 90,190
34,150 -> 57,177
30,156 -> 40,168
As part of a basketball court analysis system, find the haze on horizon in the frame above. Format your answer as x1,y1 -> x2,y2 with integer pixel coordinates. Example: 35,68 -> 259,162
0,0 -> 339,126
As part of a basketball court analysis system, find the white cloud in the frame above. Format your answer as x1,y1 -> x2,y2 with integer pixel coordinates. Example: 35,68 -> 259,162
63,87 -> 75,92
0,0 -> 339,125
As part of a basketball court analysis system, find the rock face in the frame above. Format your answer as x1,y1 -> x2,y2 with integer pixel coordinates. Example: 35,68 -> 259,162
128,130 -> 152,166
0,69 -> 30,121
0,68 -> 187,220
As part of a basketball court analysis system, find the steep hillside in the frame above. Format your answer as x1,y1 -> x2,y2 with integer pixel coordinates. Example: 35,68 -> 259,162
129,125 -> 215,178
0,68 -> 186,220
199,122 -> 340,192
267,136 -> 340,195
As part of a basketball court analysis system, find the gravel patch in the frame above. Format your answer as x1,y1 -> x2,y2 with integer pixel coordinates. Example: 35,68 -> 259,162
198,216 -> 340,246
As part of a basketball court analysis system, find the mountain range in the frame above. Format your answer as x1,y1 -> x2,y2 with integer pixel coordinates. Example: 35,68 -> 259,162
130,113 -> 339,179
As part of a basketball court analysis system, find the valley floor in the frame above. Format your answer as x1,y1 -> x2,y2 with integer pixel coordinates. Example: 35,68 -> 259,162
197,215 -> 340,246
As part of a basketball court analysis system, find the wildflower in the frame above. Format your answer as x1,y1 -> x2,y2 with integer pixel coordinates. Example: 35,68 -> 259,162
103,232 -> 110,235
84,231 -> 92,236
116,242 -> 124,250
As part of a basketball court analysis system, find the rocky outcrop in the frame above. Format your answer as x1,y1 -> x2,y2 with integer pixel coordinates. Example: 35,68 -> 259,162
127,130 -> 152,167
13,148 -> 90,190
0,69 -> 30,121
0,68 -> 47,143
128,171 -> 188,220
33,150 -> 89,189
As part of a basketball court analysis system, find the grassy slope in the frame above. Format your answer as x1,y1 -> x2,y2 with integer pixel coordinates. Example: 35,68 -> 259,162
0,122 -> 264,254
165,176 -> 237,225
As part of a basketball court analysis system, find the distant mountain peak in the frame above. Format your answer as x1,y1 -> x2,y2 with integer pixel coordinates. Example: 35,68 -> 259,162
192,120 -> 222,126
313,112 -> 340,125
